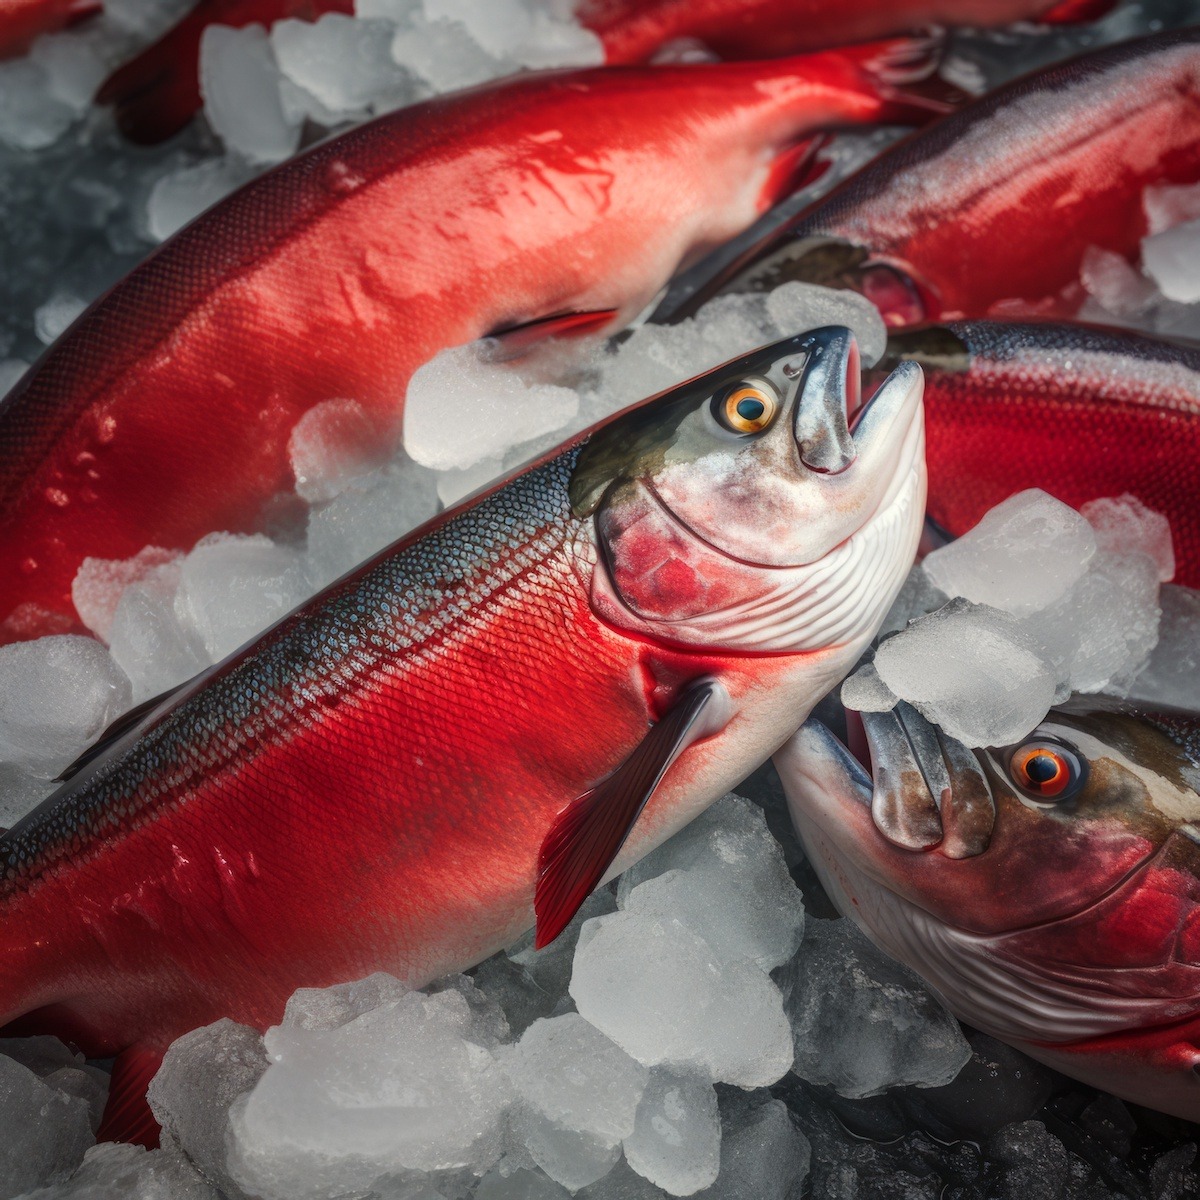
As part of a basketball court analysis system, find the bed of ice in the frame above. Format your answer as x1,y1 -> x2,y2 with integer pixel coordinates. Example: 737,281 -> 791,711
5,1 -> 1200,1198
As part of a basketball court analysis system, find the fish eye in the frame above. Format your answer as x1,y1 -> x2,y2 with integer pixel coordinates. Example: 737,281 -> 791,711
1008,739 -> 1087,802
714,379 -> 779,435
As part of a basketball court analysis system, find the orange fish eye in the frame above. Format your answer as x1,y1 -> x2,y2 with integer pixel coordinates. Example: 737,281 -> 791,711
716,380 -> 778,434
1008,741 -> 1085,800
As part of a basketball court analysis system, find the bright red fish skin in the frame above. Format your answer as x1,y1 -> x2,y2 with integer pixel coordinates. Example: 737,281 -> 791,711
0,52 -> 940,646
0,335 -> 924,1094
676,27 -> 1200,328
780,701 -> 1200,1121
869,321 -> 1200,589
578,0 -> 1111,65
0,0 -> 98,57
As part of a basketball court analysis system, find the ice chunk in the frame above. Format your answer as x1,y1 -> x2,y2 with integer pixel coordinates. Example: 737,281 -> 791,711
0,1036 -> 108,1133
146,158 -> 254,243
425,0 -> 602,68
0,763 -> 57,829
271,15 -> 410,116
228,977 -> 511,1198
0,1053 -> 95,1197
569,910 -> 793,1087
698,1093 -> 810,1200
504,1014 -> 647,1145
28,33 -> 108,114
1081,493 -> 1175,582
1079,245 -> 1156,316
405,344 -> 579,471
71,546 -> 181,642
778,918 -> 971,1098
436,457 -> 505,508
1127,584 -> 1200,710
872,599 -> 1056,748
33,292 -> 86,344
508,1109 -> 622,1192
840,661 -> 897,713
199,25 -> 302,165
174,533 -> 311,661
14,1142 -> 220,1199
304,458 -> 439,588
0,359 -> 28,398
922,490 -> 1096,617
391,14 -> 506,92
1144,180 -> 1200,237
1142,218 -> 1200,304
107,569 -> 209,704
148,1019 -> 268,1198
622,1068 -> 719,1196
765,281 -> 887,367
475,1166 -> 572,1199
0,636 -> 132,775
0,59 -> 74,150
288,398 -> 396,504
615,794 -> 804,973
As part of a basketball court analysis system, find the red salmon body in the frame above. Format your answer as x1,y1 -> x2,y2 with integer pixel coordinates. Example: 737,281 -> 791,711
873,321 -> 1200,588
0,334 -> 926,1135
0,52 -> 940,645
677,28 -> 1200,327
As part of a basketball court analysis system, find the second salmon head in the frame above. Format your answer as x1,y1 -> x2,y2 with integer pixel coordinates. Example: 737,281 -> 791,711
572,324 -> 926,663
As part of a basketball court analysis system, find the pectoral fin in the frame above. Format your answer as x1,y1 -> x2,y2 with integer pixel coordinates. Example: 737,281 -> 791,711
534,678 -> 732,948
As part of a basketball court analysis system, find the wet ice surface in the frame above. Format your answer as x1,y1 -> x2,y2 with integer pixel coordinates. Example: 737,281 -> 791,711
850,490 -> 1173,747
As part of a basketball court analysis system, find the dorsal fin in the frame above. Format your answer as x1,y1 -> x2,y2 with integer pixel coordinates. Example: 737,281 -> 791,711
55,683 -> 188,783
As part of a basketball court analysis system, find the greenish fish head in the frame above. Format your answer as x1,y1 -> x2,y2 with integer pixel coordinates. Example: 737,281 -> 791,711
777,698 -> 1200,1047
572,327 -> 927,655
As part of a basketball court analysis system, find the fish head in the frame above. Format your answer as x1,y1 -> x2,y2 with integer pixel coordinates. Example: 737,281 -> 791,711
778,698 -> 1200,1050
570,325 -> 927,657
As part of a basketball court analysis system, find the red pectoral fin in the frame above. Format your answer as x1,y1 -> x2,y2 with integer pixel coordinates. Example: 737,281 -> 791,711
95,1045 -> 164,1148
1038,0 -> 1118,24
534,678 -> 731,949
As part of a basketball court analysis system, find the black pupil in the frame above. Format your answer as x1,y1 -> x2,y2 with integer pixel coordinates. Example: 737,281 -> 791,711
736,396 -> 765,422
1026,753 -> 1060,784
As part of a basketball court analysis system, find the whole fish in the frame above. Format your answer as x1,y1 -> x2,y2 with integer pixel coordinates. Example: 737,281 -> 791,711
667,27 -> 1200,327
870,321 -> 1200,588
779,697 -> 1200,1121
0,52 -> 942,645
0,330 -> 926,1142
579,0 -> 1115,65
93,0 -> 1091,144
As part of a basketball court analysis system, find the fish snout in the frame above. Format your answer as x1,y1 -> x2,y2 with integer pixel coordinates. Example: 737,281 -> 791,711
788,325 -> 859,474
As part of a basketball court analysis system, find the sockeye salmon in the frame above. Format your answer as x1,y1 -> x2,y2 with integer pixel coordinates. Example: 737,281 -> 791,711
0,52 -> 944,645
869,321 -> 1200,589
0,329 -> 926,1142
779,696 -> 1200,1122
667,27 -> 1200,327
93,0 -> 1097,144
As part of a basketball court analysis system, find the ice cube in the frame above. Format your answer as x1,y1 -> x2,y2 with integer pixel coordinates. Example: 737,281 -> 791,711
0,359 -> 28,398
0,763 -> 58,829
1144,180 -> 1200,237
33,292 -> 86,344
508,1109 -> 622,1192
1142,218 -> 1200,304
840,661 -> 898,713
28,33 -> 108,114
922,490 -> 1096,617
71,546 -> 182,642
475,1166 -> 572,1200
622,1068 -> 719,1196
0,1053 -> 95,1197
436,457 -> 505,508
0,636 -> 132,775
698,1093 -> 810,1200
424,0 -> 601,68
0,59 -> 74,150
148,1019 -> 269,1198
1127,584 -> 1200,710
271,15 -> 410,116
146,158 -> 255,243
1079,245 -> 1157,316
227,979 -> 512,1198
288,398 -> 396,504
174,533 -> 311,661
391,13 -> 507,92
14,1142 -> 220,1199
404,344 -> 580,471
615,794 -> 804,973
0,1036 -> 108,1133
872,599 -> 1056,748
569,910 -> 793,1087
304,458 -> 439,589
778,918 -> 971,1098
1081,494 -> 1175,582
765,282 -> 887,366
199,25 -> 302,165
